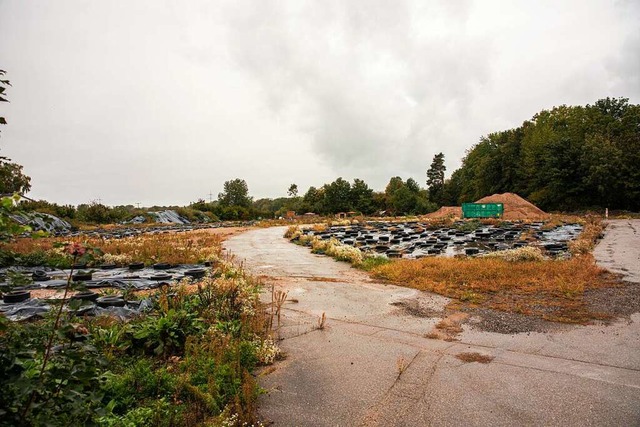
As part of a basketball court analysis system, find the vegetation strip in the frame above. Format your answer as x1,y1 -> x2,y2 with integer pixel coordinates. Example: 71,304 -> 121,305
1,232 -> 276,426
286,218 -> 624,324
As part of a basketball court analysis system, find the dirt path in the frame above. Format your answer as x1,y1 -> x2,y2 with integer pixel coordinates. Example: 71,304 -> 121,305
225,227 -> 640,426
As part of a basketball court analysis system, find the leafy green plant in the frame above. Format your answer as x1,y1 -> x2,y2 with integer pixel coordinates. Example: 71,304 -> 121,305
0,315 -> 107,427
0,194 -> 31,241
131,309 -> 204,357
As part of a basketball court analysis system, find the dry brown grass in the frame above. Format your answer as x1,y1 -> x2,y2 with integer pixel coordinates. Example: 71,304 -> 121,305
4,229 -> 224,265
456,352 -> 494,364
304,276 -> 343,282
317,312 -> 326,330
396,356 -> 408,376
435,318 -> 464,334
372,254 -> 618,323
569,216 -> 605,255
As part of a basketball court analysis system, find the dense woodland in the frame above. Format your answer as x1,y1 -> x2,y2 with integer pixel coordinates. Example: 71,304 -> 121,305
441,97 -> 640,211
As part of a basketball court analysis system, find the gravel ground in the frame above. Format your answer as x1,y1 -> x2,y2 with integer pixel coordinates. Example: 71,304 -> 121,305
465,308 -> 564,334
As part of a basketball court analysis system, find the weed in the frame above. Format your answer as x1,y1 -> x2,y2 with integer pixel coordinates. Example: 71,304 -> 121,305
569,217 -> 604,255
360,254 -> 392,271
396,356 -> 408,376
435,319 -> 464,334
455,352 -> 494,364
317,312 -> 326,330
274,290 -> 288,326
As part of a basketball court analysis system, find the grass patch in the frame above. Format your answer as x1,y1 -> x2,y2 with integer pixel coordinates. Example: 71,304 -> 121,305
360,255 -> 392,271
371,255 -> 618,323
569,216 -> 605,255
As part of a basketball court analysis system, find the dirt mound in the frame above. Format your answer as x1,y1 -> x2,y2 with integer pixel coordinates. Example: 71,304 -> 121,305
424,206 -> 462,218
475,193 -> 548,220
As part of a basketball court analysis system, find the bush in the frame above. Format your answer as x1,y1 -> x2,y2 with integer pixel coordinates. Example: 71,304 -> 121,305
0,316 -> 107,427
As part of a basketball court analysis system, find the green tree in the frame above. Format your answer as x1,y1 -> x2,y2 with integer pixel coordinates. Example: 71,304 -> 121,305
0,160 -> 31,194
301,186 -> 325,213
287,183 -> 298,197
426,152 -> 446,206
218,178 -> 252,208
0,69 -> 9,130
446,97 -> 640,211
323,178 -> 352,213
350,178 -> 374,214
384,177 -> 436,215
0,69 -> 31,195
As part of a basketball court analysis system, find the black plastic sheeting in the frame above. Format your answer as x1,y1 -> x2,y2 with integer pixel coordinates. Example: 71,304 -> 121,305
13,209 -> 257,236
304,221 -> 583,259
0,297 -> 154,322
0,264 -> 210,321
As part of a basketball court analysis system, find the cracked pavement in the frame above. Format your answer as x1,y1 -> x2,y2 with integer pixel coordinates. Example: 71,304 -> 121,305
225,224 -> 640,426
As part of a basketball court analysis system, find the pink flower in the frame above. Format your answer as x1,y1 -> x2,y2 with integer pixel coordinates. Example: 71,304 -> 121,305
65,242 -> 86,257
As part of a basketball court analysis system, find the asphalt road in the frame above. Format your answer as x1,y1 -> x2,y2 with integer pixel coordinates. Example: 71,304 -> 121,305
225,225 -> 640,426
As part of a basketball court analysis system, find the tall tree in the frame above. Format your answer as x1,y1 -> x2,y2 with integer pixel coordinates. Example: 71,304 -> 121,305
426,152 -> 446,206
302,186 -> 325,213
0,69 -> 9,131
218,178 -> 252,207
0,69 -> 31,194
287,183 -> 298,197
384,177 -> 426,214
323,177 -> 352,213
350,178 -> 374,214
0,162 -> 31,194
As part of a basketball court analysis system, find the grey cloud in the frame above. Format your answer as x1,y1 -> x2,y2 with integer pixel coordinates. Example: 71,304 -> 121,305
224,1 -> 489,188
0,0 -> 638,205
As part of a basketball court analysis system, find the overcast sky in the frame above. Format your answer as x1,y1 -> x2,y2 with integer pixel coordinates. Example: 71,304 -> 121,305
0,0 -> 638,206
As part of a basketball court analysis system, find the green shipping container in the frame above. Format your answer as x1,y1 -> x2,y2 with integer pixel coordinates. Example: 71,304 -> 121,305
462,203 -> 504,218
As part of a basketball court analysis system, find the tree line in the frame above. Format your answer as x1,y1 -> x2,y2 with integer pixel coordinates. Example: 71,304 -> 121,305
440,97 -> 640,211
2,66 -> 639,220
191,176 -> 440,220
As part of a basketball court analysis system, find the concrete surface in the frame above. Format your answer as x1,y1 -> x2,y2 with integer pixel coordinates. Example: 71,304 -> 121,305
225,226 -> 640,426
594,219 -> 640,284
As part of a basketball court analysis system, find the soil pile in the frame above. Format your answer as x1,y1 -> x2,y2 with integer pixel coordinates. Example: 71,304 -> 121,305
475,193 -> 548,220
424,206 -> 462,218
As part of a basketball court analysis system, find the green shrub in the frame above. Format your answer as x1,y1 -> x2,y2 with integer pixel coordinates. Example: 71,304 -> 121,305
131,309 -> 204,357
0,316 -> 107,427
102,359 -> 176,411
361,254 -> 392,271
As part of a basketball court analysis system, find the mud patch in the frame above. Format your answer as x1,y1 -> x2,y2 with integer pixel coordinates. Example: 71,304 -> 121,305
465,308 -> 562,334
425,312 -> 468,341
390,299 -> 441,318
390,293 -> 449,318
